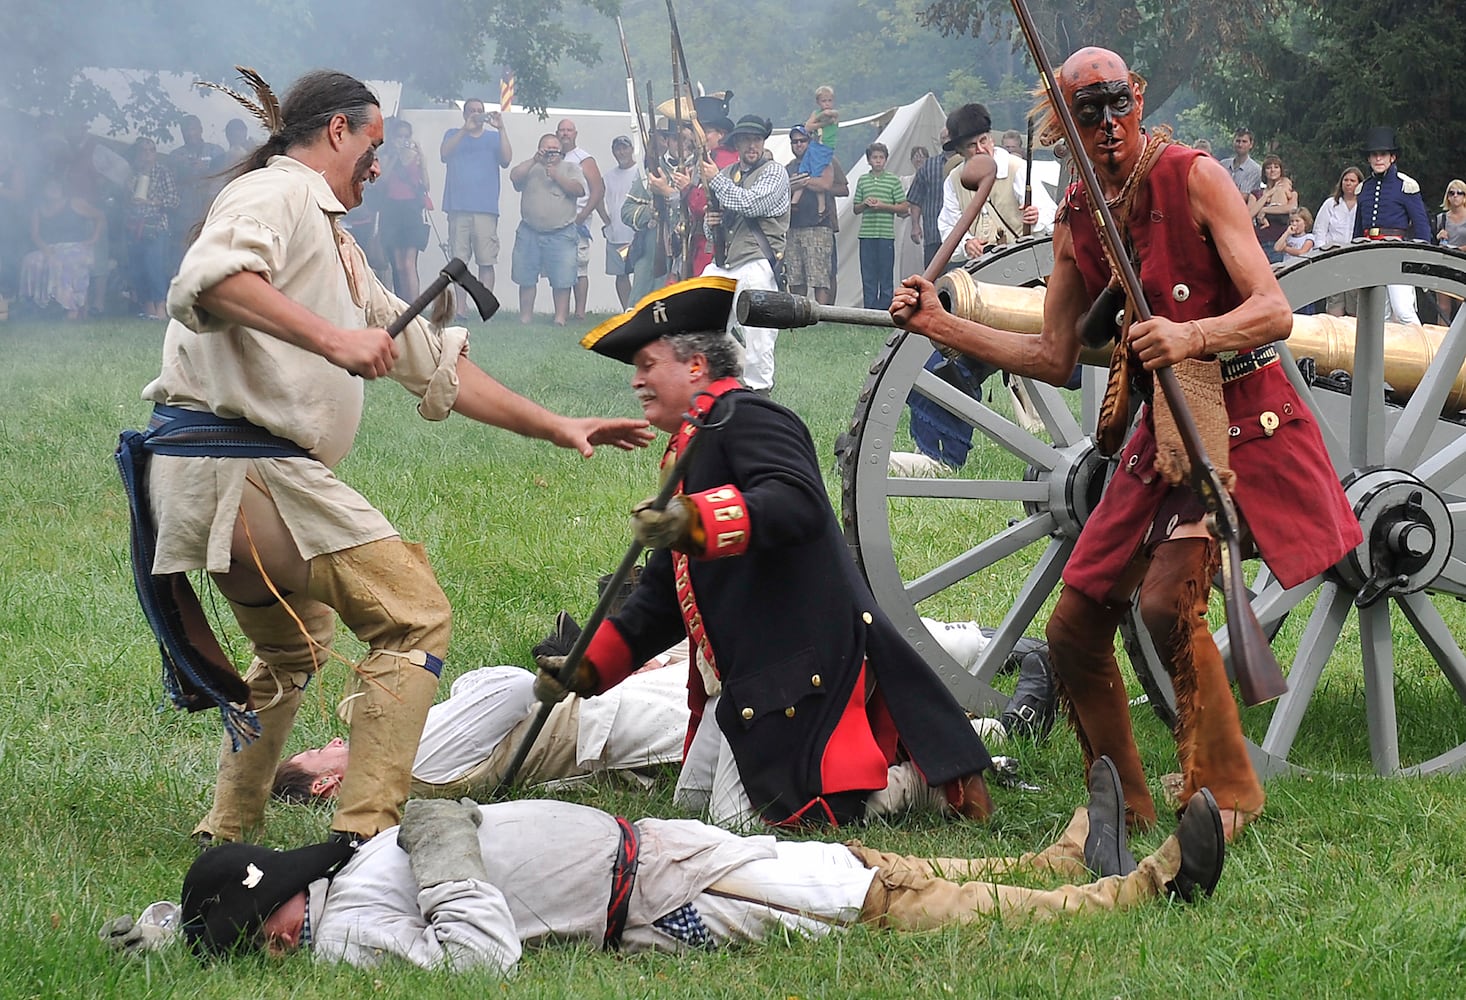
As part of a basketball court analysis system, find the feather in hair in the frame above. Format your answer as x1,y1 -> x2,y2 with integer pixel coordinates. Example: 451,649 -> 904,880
192,66 -> 283,136
233,67 -> 283,135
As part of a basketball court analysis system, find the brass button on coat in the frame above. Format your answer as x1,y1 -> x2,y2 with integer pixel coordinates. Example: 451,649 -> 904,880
741,707 -> 754,721
861,611 -> 873,624
811,674 -> 821,687
785,707 -> 796,718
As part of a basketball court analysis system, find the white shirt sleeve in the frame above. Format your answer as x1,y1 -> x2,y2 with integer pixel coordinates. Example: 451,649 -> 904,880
937,172 -> 961,243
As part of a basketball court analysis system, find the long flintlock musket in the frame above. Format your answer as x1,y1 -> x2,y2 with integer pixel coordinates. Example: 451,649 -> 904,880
664,0 -> 727,268
1008,0 -> 1286,705
615,16 -> 651,156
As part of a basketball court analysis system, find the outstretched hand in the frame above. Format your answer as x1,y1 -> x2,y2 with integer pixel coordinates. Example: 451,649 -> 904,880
557,416 -> 655,457
889,274 -> 943,332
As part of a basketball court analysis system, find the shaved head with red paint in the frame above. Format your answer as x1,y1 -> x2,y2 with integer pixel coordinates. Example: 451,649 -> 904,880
1055,47 -> 1147,179
1057,47 -> 1132,97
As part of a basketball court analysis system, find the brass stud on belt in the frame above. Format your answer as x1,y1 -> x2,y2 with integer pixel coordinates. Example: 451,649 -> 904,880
1260,411 -> 1280,437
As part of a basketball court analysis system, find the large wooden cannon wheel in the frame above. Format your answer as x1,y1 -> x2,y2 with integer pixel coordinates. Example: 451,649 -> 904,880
837,238 -> 1466,776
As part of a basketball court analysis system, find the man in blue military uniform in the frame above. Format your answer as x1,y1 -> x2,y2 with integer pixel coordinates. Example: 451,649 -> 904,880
1353,125 -> 1430,324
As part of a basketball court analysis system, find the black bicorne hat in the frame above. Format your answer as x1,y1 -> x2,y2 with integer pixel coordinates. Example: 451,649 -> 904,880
581,276 -> 737,364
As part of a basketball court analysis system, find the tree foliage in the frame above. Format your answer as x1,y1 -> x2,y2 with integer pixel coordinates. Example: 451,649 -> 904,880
918,0 -> 1294,116
1189,0 -> 1464,206
0,0 -> 616,135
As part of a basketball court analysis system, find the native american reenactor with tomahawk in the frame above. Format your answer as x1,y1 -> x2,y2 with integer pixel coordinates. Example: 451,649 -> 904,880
891,45 -> 1362,842
115,67 -> 652,849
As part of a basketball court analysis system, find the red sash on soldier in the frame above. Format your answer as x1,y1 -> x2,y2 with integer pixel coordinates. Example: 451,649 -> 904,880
664,378 -> 743,682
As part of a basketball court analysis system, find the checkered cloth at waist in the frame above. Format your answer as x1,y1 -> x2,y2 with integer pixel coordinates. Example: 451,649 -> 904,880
653,902 -> 715,949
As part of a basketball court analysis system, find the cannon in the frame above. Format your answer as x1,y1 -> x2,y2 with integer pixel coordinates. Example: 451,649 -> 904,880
750,238 -> 1466,778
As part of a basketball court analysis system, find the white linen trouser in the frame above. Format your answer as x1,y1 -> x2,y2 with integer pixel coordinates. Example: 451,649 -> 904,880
702,257 -> 779,391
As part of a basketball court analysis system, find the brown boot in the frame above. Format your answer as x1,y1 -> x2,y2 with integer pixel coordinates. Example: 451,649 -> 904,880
945,771 -> 995,822
1046,587 -> 1158,829
1138,538 -> 1264,839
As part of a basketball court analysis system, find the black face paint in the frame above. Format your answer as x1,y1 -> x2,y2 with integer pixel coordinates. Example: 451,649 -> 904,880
1071,81 -> 1134,128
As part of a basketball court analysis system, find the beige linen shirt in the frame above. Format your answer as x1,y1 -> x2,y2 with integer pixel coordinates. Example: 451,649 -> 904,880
143,155 -> 468,574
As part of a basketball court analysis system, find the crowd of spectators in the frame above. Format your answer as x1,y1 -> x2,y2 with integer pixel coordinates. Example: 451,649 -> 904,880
0,114 -> 258,321
2,95 -> 1463,328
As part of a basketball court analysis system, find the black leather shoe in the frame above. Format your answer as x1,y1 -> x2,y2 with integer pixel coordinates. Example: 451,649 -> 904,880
532,610 -> 583,660
1167,788 -> 1225,902
1000,648 -> 1058,740
1084,755 -> 1137,877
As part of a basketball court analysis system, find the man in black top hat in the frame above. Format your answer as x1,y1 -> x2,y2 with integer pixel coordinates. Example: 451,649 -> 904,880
1354,125 -> 1429,324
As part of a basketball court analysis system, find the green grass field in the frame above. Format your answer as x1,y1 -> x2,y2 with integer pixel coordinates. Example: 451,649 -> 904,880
3,315 -> 1466,999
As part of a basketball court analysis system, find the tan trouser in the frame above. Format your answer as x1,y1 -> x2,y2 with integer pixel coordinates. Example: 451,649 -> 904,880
848,806 -> 1090,887
851,825 -> 1184,929
197,537 -> 451,841
313,540 -> 451,838
410,698 -> 583,800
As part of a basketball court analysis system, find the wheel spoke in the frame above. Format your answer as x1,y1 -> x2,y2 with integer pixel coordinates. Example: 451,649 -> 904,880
913,368 -> 1061,470
1417,431 -> 1466,491
1397,591 -> 1466,705
904,511 -> 1056,603
1216,574 -> 1320,663
1081,364 -> 1103,431
1434,556 -> 1466,594
967,536 -> 1072,682
1260,581 -> 1352,761
1387,304 -> 1466,468
884,477 -> 1048,502
1019,378 -> 1083,447
1276,343 -> 1351,476
1358,598 -> 1400,775
1349,286 -> 1388,468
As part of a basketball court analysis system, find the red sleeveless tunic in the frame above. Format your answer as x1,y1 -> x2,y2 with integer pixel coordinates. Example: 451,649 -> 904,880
1062,145 -> 1360,600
